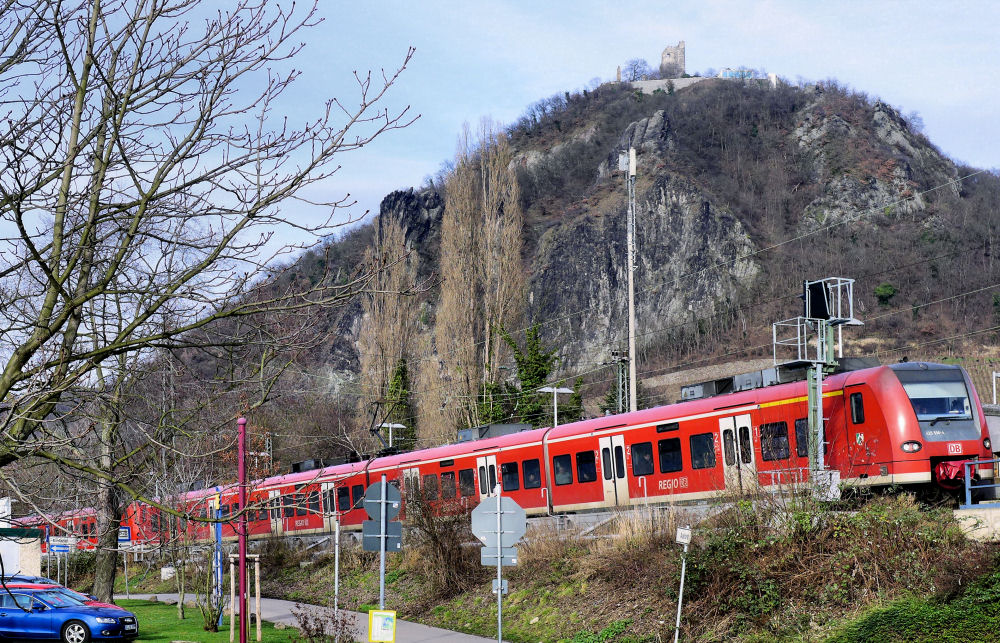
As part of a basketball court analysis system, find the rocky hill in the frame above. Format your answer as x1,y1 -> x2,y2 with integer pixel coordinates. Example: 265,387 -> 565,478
266,77 -> 1000,455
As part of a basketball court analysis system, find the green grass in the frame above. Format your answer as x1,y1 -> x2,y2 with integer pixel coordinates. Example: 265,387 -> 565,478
115,600 -> 300,642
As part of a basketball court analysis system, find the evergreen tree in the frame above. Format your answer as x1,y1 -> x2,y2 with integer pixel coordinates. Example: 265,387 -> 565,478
386,358 -> 416,449
501,323 -> 558,427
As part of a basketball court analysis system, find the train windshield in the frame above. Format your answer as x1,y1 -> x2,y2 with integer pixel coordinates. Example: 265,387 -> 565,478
893,367 -> 972,421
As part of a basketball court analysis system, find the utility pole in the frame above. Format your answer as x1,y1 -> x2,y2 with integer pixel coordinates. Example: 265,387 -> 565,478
625,148 -> 638,413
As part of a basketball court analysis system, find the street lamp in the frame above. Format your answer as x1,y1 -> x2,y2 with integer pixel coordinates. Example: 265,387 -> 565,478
378,423 -> 406,448
537,386 -> 574,426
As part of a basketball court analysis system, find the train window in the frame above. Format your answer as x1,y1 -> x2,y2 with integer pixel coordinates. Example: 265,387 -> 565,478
553,454 -> 573,485
614,445 -> 626,478
352,485 -> 365,509
851,392 -> 865,424
296,494 -> 308,516
423,474 -> 439,500
479,466 -> 488,494
337,487 -> 351,512
441,471 -> 457,499
576,451 -> 597,483
659,438 -> 683,473
738,425 -> 753,464
284,497 -> 295,518
308,491 -> 320,513
459,469 -> 476,496
602,447 -> 612,480
760,422 -> 790,461
522,459 -> 541,489
501,462 -> 520,491
723,429 -> 736,466
794,418 -> 809,457
489,465 -> 498,493
690,433 -> 717,469
657,422 -> 680,433
631,442 -> 654,476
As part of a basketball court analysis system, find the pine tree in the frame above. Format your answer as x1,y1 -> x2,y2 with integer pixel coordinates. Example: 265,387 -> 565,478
502,323 -> 558,427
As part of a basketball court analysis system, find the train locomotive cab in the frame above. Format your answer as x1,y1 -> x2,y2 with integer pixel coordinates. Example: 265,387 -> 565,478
886,362 -> 993,491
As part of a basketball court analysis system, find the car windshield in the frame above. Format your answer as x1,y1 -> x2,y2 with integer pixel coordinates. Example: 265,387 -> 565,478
35,591 -> 85,607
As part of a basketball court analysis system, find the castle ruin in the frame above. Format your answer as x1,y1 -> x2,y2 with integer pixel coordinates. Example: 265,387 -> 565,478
660,41 -> 685,78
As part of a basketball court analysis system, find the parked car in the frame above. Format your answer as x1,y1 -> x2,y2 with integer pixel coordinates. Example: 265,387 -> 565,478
1,582 -> 119,610
0,588 -> 137,641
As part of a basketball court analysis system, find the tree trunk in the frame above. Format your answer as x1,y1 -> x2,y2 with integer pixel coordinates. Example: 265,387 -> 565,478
92,482 -> 125,602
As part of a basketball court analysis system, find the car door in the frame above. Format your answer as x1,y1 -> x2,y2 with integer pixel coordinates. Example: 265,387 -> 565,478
0,593 -> 48,639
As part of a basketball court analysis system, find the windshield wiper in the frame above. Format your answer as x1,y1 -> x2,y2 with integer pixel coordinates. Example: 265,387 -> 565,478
928,415 -> 960,426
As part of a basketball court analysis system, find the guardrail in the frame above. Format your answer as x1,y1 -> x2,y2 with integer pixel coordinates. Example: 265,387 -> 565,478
961,457 -> 1000,509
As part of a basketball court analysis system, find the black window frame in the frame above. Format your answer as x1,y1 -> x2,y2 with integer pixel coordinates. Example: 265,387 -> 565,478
658,437 -> 683,473
689,433 -> 717,470
553,454 -> 573,486
459,468 -> 476,497
441,471 -> 457,499
722,429 -> 736,466
522,459 -> 541,489
422,473 -> 439,500
631,441 -> 654,476
760,422 -> 791,461
794,418 -> 809,457
576,450 -> 597,483
657,422 -> 680,433
352,484 -> 366,509
851,392 -> 865,424
501,461 -> 520,491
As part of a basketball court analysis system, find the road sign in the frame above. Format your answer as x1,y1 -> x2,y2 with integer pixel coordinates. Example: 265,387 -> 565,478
471,496 -> 526,549
362,520 -> 402,552
117,527 -> 132,543
364,482 -> 401,521
49,536 -> 78,548
480,547 -> 518,566
50,545 -> 70,553
369,609 -> 397,642
675,526 -> 692,545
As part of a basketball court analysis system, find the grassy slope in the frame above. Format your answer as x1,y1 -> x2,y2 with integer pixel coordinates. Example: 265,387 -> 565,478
245,495 -> 998,642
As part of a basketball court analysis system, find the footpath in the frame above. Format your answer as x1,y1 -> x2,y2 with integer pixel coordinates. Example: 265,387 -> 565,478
120,593 -> 496,642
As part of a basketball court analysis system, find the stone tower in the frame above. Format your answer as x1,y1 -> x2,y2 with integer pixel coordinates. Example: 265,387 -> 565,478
660,41 -> 685,78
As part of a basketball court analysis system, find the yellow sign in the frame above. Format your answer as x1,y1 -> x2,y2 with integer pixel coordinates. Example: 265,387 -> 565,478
369,610 -> 397,643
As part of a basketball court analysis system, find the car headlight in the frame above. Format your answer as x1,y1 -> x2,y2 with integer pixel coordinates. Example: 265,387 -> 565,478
96,617 -> 118,624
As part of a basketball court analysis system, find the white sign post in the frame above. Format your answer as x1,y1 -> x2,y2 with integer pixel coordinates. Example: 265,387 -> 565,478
674,526 -> 692,643
118,527 -> 132,599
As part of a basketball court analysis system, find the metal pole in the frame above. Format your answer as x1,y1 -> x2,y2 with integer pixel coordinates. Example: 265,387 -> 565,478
379,474 -> 387,610
626,148 -> 638,413
124,547 -> 129,600
237,417 -> 248,643
334,515 -> 341,643
552,388 -> 558,427
496,488 -> 502,643
674,536 -> 689,643
993,371 -> 999,405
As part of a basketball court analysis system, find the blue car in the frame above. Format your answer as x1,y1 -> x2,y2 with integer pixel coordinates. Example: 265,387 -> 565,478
0,589 -> 137,642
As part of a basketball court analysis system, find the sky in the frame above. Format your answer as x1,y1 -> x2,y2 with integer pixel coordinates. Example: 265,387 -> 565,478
279,0 -> 1000,236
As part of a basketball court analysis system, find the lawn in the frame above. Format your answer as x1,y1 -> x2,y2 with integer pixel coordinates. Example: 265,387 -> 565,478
116,600 -> 300,642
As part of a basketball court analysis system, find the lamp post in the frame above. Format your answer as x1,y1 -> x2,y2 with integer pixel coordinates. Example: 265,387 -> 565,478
537,386 -> 574,426
378,423 -> 406,448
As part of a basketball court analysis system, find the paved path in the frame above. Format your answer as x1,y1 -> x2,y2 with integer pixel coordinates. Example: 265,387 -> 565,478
119,593 -> 497,643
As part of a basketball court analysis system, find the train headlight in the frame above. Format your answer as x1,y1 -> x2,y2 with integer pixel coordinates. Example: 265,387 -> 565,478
985,438 -> 992,451
901,441 -> 922,453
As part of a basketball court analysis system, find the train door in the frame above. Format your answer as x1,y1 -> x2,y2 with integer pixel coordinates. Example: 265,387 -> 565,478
320,481 -> 335,531
719,414 -> 757,492
402,467 -> 421,500
599,435 -> 628,505
268,490 -> 283,535
476,455 -> 498,499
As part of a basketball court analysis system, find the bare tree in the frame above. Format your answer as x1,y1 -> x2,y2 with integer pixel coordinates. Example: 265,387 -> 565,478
0,0 -> 415,600
0,2 -> 413,481
623,58 -> 652,81
433,121 -> 523,437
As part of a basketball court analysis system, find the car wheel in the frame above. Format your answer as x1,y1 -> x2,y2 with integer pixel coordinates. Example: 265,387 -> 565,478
61,620 -> 91,643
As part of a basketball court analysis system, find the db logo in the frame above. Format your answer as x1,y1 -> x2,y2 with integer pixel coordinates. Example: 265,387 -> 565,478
947,443 -> 962,455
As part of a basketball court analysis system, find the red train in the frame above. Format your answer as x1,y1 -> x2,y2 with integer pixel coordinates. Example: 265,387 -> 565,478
17,361 -> 995,546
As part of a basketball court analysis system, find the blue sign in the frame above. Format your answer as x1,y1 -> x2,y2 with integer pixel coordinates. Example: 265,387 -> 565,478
50,545 -> 69,553
117,527 -> 131,543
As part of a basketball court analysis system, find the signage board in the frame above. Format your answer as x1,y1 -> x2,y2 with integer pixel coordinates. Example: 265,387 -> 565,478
117,527 -> 132,543
49,536 -> 78,547
362,519 -> 402,552
471,496 -> 526,548
363,482 -> 401,521
368,609 -> 397,643
50,545 -> 70,554
675,527 -> 692,545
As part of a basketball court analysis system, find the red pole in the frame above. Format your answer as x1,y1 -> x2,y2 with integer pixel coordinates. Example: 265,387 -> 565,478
237,417 -> 248,643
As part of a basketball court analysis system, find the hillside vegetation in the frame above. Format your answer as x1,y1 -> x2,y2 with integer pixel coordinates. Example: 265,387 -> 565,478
208,77 -> 1000,464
